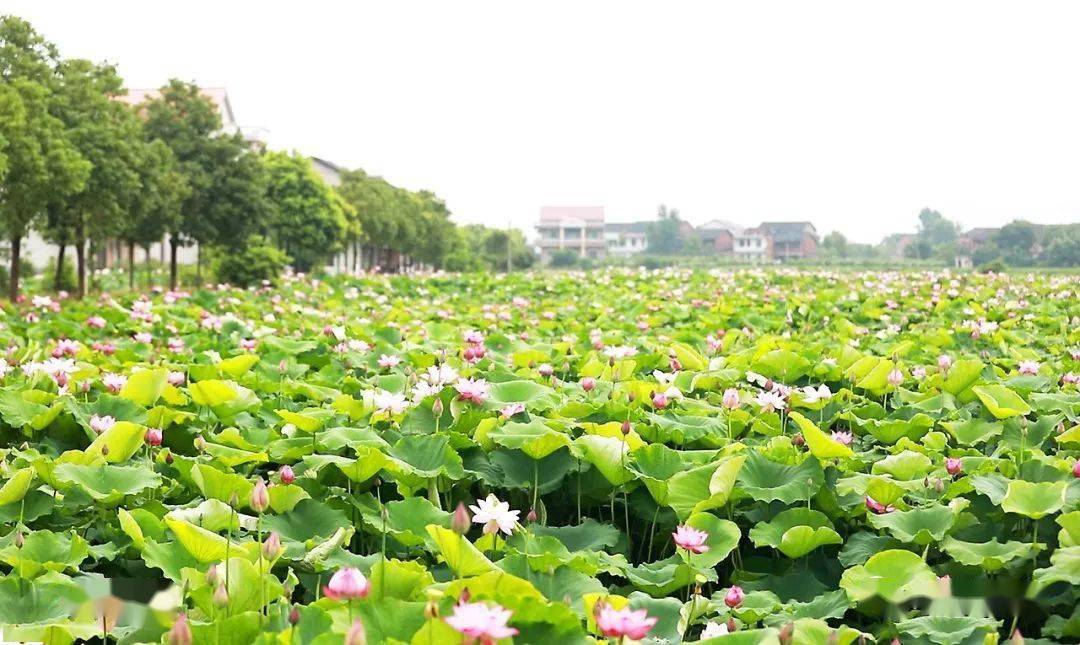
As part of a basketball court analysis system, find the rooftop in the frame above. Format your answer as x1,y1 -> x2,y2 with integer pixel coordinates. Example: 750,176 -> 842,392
538,206 -> 605,225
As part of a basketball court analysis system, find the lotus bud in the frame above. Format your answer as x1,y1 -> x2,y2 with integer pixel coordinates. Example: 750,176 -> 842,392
424,600 -> 440,619
779,623 -> 794,644
263,531 -> 283,559
581,377 -> 596,392
938,574 -> 952,596
279,465 -> 296,485
887,369 -> 903,387
526,508 -> 538,524
1073,461 -> 1080,479
934,478 -> 945,493
432,398 -> 444,417
250,479 -> 270,513
627,390 -> 636,403
288,606 -> 301,626
194,436 -> 207,451
945,458 -> 962,476
621,420 -> 631,435
538,363 -> 553,377
727,617 -> 737,633
345,619 -> 367,645
722,388 -> 740,410
459,587 -> 471,604
278,359 -> 288,374
14,532 -> 24,548
145,428 -> 163,447
724,585 -> 744,608
168,613 -> 192,645
1011,629 -> 1024,644
213,583 -> 229,607
164,450 -> 174,464
101,445 -> 109,457
792,433 -> 805,447
451,502 -> 471,534
826,630 -> 839,645
206,563 -> 221,586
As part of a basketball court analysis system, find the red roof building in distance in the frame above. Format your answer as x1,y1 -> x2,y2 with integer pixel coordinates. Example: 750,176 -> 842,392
536,207 -> 606,262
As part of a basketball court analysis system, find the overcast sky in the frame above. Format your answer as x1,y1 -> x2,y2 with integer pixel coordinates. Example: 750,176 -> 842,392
7,1 -> 1080,243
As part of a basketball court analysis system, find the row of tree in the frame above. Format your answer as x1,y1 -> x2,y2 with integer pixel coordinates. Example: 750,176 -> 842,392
0,15 -> 533,299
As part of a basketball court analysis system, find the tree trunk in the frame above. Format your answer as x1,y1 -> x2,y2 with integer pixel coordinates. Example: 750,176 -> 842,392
144,245 -> 152,289
127,240 -> 135,290
195,244 -> 202,284
9,236 -> 20,301
169,235 -> 179,290
54,241 -> 66,292
75,236 -> 86,300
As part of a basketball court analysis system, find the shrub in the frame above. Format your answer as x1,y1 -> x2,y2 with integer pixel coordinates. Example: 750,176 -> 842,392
215,237 -> 291,286
548,249 -> 579,267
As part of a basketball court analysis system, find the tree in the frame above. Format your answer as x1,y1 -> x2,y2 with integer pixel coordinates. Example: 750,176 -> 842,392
646,204 -> 686,255
119,139 -> 188,289
821,231 -> 848,258
0,17 -> 90,299
44,58 -> 142,297
916,208 -> 960,248
143,80 -> 265,288
261,151 -> 347,272
1042,230 -> 1080,267
994,220 -> 1038,266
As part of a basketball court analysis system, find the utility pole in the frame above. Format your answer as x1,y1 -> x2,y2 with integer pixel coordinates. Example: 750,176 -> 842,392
506,224 -> 512,273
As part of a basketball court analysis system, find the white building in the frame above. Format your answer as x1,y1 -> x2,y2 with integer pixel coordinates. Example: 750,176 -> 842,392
535,207 -> 607,263
604,222 -> 649,256
732,228 -> 768,262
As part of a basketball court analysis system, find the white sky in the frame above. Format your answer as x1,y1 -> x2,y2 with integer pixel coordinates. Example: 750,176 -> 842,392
6,1 -> 1080,243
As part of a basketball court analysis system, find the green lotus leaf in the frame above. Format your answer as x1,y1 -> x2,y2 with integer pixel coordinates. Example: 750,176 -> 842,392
488,419 -> 572,460
941,359 -> 985,396
627,442 -> 688,504
867,503 -> 960,545
118,367 -> 169,406
574,434 -> 634,486
486,379 -> 559,408
1029,546 -> 1080,597
368,557 -> 435,600
0,529 -> 89,577
894,615 -> 1000,645
275,407 -> 334,432
737,450 -> 823,504
971,384 -> 1032,419
789,411 -> 853,460
0,467 -> 35,505
682,511 -> 740,567
1001,480 -> 1067,519
186,556 -> 283,615
839,549 -> 941,603
189,462 -> 254,507
389,434 -> 466,480
1057,510 -> 1080,547
264,498 -> 352,553
625,554 -> 699,596
749,508 -> 842,558
940,537 -> 1040,571
53,462 -> 161,505
85,420 -> 148,463
359,496 -> 451,548
218,353 -> 259,378
666,455 -> 745,519
425,524 -> 496,577
164,517 -> 254,565
871,451 -> 932,481
941,417 -> 1001,446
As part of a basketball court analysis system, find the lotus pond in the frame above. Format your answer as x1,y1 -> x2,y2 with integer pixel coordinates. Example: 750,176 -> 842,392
1,269 -> 1080,644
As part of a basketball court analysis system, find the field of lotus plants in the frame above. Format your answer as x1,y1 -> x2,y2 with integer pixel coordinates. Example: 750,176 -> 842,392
1,268 -> 1079,644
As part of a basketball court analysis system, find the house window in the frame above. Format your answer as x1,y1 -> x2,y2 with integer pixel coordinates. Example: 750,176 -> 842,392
564,228 -> 581,240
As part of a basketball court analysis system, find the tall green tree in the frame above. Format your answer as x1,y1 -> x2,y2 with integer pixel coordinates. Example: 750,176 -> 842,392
262,151 -> 347,272
44,58 -> 142,297
646,204 -> 686,255
821,231 -> 848,258
0,16 -> 90,299
915,208 -> 960,247
119,139 -> 188,288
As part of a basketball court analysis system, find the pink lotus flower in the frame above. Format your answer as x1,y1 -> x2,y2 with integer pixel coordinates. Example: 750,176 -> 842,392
912,366 -> 927,380
344,619 -> 367,645
938,354 -> 952,371
168,612 -> 192,645
1064,372 -> 1079,385
672,525 -> 710,554
581,376 -> 596,392
445,600 -> 518,644
887,368 -> 904,387
831,430 -> 853,446
463,330 -> 485,345
1073,461 -> 1080,479
90,414 -> 116,434
724,585 -> 745,608
102,372 -> 127,394
722,388 -> 741,410
167,337 -> 185,352
945,457 -> 962,476
865,495 -> 895,514
754,391 -> 786,413
652,391 -> 669,409
1018,360 -> 1040,375
537,363 -> 554,377
323,567 -> 371,600
500,402 -> 526,419
133,332 -> 152,344
145,428 -> 163,446
377,354 -> 401,368
239,338 -> 258,351
52,339 -> 80,358
167,371 -> 185,386
86,316 -> 106,329
262,531 -> 283,559
455,378 -> 490,405
595,604 -> 658,640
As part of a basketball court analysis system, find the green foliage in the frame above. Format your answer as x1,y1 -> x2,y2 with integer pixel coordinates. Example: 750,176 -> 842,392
213,236 -> 291,286
261,151 -> 346,272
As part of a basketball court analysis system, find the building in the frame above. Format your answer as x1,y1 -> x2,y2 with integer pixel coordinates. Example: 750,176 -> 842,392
733,227 -> 770,262
754,222 -> 818,261
310,157 -> 344,188
605,222 -> 649,256
697,220 -> 738,254
536,207 -> 606,262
